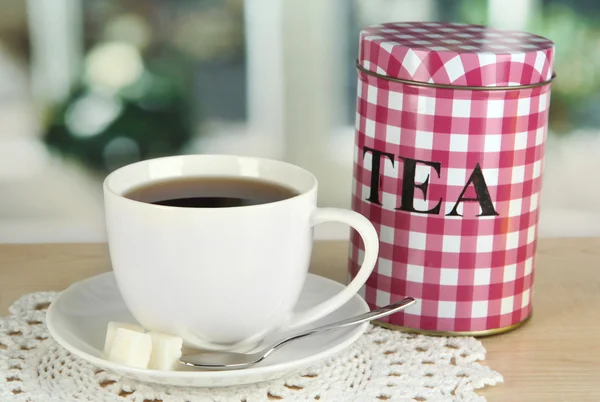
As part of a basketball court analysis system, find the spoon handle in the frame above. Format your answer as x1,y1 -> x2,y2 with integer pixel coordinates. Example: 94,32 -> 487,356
267,297 -> 416,355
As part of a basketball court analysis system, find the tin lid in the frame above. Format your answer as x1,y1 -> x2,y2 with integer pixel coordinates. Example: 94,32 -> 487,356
358,22 -> 555,87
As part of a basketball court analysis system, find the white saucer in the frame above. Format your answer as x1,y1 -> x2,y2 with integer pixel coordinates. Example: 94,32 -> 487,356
47,272 -> 369,387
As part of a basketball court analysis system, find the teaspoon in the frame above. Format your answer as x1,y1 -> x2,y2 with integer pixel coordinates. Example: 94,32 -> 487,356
180,297 -> 416,370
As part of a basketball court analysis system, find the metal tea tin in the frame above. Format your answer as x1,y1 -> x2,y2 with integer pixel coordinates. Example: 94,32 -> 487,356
349,22 -> 555,335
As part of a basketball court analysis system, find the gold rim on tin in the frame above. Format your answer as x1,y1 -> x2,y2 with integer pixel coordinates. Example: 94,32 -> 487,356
372,313 -> 531,337
356,61 -> 556,91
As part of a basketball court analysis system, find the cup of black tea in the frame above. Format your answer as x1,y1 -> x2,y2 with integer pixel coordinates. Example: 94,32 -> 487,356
103,154 -> 379,351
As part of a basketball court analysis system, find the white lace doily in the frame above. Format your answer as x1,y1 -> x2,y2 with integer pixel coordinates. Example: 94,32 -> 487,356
0,293 -> 502,401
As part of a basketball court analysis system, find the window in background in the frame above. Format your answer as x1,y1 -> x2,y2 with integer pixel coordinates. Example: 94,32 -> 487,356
1,0 -> 600,242
0,0 -> 285,242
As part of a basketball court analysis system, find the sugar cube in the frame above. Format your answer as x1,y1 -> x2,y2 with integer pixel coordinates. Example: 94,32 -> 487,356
104,321 -> 145,354
107,328 -> 152,369
148,332 -> 183,370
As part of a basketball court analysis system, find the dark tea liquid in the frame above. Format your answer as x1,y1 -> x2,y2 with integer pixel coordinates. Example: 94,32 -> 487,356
124,177 -> 299,208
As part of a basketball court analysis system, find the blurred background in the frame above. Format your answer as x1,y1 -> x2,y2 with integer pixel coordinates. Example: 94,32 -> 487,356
0,0 -> 598,242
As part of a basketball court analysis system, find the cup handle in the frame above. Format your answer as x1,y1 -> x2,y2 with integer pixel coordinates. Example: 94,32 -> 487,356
285,207 -> 379,330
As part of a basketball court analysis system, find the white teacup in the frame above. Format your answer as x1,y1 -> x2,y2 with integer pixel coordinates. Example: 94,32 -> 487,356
103,155 -> 378,350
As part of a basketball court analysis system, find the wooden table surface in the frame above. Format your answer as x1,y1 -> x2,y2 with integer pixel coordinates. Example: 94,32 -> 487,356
1,238 -> 599,401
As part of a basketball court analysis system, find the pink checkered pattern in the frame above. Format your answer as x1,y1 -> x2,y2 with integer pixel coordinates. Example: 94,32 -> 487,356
360,22 -> 554,87
349,23 -> 554,333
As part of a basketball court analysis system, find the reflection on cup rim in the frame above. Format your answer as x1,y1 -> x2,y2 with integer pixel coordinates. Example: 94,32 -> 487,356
103,154 -> 319,211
